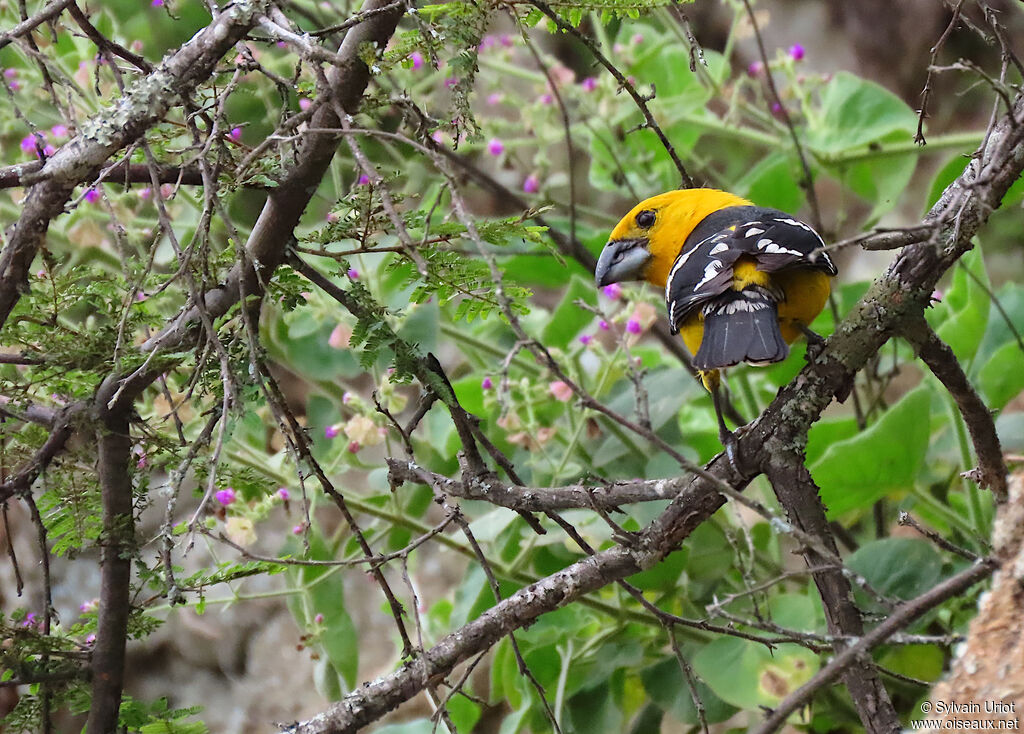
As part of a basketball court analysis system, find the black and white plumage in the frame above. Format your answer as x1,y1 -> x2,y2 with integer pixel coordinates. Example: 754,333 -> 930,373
665,206 -> 837,370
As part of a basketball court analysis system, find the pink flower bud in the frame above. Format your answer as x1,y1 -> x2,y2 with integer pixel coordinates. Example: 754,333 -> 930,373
298,98 -> 311,110
277,488 -> 290,501
347,268 -> 359,280
84,188 -> 99,203
626,319 -> 641,334
347,441 -> 360,453
580,77 -> 597,92
229,127 -> 242,142
487,138 -> 504,156
599,319 -> 610,330
314,613 -> 324,624
788,44 -> 805,62
325,425 -> 340,439
602,283 -> 622,300
410,51 -> 424,70
482,376 -> 494,390
522,174 -> 540,194
747,61 -> 764,77
215,488 -> 236,506
357,174 -> 370,185
579,334 -> 593,346
549,381 -> 573,402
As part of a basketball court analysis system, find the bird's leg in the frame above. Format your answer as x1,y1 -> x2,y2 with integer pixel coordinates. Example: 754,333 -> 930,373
710,380 -> 744,477
798,322 -> 826,363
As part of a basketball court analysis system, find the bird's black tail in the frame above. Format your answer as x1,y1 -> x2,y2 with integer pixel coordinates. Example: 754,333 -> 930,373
693,287 -> 788,370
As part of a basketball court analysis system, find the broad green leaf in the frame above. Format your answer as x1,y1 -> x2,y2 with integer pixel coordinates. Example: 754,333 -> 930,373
846,537 -> 943,601
813,385 -> 933,517
806,72 -> 916,154
826,140 -> 917,223
929,246 -> 990,364
878,644 -> 944,682
693,637 -> 817,710
735,151 -> 804,213
979,340 -> 1024,410
640,657 -> 737,725
541,274 -> 598,349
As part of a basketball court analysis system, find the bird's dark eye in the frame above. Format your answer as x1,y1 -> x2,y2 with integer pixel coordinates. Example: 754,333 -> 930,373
635,210 -> 656,229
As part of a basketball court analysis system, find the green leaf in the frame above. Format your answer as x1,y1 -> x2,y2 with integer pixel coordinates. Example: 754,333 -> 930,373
846,537 -> 943,601
812,385 -> 933,517
878,644 -> 944,682
929,246 -> 990,364
541,274 -> 598,349
979,340 -> 1024,410
693,638 -> 817,710
641,657 -> 737,724
806,72 -> 916,154
735,151 -> 804,213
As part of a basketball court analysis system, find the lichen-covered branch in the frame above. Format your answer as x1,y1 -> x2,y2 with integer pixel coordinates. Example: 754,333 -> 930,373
0,0 -> 271,330
902,314 -> 1008,498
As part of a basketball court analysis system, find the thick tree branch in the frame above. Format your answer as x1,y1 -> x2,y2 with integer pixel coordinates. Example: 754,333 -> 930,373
84,386 -> 135,734
902,314 -> 1008,498
0,160 -> 205,189
0,1 -> 271,330
388,458 -> 689,511
763,455 -> 900,733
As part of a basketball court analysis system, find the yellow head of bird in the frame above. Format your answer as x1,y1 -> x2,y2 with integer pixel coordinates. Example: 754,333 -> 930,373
595,189 -> 751,289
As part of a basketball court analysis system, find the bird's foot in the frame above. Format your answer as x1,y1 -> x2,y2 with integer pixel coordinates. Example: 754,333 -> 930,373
719,426 -> 749,480
800,324 -> 827,364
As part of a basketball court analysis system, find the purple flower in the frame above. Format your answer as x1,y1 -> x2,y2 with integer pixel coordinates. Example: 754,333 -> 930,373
151,0 -> 163,6
487,138 -> 504,156
522,174 -> 540,194
215,488 -> 236,506
482,377 -> 494,391
579,334 -> 593,346
298,97 -> 312,110
325,424 -> 340,439
43,145 -> 55,156
444,77 -> 458,89
539,93 -> 553,105
580,77 -> 598,92
347,268 -> 359,280
747,61 -> 764,77
314,613 -> 325,624
626,319 -> 642,334
84,188 -> 100,204
602,283 -> 622,300
342,391 -> 353,404
357,174 -> 370,185
139,187 -> 152,200
20,135 -> 36,153
431,130 -> 445,144
292,524 -> 305,535
277,487 -> 290,501
632,33 -> 644,44
410,51 -> 424,70
347,441 -> 360,454
3,68 -> 16,79
599,319 -> 610,331
486,92 -> 503,105
229,127 -> 242,142
499,34 -> 513,47
788,44 -> 805,62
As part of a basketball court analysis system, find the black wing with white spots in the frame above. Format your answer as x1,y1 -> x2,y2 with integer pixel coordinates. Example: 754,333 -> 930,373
665,206 -> 836,333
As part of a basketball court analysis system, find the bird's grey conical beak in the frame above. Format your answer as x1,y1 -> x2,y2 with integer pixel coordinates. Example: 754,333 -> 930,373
594,238 -> 651,287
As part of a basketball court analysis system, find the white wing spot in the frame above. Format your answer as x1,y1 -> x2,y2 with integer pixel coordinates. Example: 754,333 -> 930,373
762,242 -> 804,257
709,243 -> 729,255
756,238 -> 774,250
744,227 -> 765,237
776,217 -> 813,231
694,260 -> 723,290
